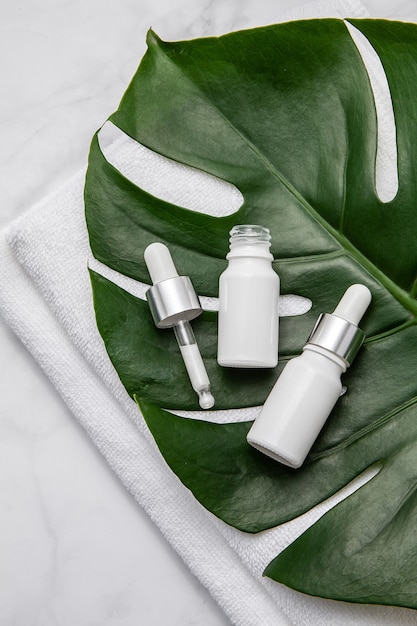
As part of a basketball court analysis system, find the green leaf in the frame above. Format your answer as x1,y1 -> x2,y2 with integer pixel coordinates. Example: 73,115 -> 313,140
85,18 -> 417,608
264,439 -> 417,608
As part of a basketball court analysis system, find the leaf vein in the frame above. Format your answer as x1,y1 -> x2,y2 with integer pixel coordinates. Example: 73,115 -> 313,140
154,36 -> 417,316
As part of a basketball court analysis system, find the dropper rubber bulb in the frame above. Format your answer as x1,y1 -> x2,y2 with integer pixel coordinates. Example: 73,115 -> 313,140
144,242 -> 178,284
144,242 -> 215,410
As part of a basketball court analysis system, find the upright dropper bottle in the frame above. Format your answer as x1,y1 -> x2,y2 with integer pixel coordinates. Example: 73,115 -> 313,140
217,225 -> 280,368
247,284 -> 372,468
144,242 -> 214,410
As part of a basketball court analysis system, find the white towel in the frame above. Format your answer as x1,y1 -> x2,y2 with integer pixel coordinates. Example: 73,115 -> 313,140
0,1 -> 413,624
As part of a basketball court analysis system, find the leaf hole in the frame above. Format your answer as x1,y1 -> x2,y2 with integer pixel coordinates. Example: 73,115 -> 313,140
344,21 -> 398,203
275,462 -> 383,550
279,293 -> 312,317
89,256 -> 311,317
193,292 -> 311,315
169,405 -> 261,424
89,257 -> 149,300
98,121 -> 244,217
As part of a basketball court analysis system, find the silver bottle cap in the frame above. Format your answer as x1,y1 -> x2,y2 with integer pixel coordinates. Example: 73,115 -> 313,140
146,275 -> 202,328
306,312 -> 365,365
305,284 -> 372,365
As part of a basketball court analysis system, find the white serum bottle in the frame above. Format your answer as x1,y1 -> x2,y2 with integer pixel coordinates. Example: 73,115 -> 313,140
217,225 -> 280,368
247,283 -> 372,469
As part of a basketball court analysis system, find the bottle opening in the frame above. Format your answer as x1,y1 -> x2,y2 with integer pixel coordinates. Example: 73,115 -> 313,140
229,224 -> 271,248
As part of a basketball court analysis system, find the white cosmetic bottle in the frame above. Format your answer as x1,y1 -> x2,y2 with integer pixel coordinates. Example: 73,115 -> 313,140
247,284 -> 372,468
217,225 -> 280,368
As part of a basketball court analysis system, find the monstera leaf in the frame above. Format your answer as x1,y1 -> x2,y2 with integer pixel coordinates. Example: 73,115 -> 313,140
85,18 -> 417,608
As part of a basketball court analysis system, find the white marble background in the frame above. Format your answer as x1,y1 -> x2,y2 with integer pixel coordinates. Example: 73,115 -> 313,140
2,1 -> 417,625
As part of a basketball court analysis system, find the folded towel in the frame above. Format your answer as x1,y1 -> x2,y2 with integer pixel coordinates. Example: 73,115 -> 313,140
0,1 -> 413,624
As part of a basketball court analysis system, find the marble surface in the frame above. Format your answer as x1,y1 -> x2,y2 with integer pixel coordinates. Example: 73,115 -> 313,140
2,1 -> 417,624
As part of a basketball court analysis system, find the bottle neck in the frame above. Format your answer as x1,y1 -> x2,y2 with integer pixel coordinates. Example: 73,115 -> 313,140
226,243 -> 273,261
303,344 -> 347,373
227,224 -> 273,260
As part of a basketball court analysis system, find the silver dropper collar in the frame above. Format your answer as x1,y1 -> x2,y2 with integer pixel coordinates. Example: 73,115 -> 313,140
146,276 -> 202,329
305,284 -> 372,366
306,313 -> 365,366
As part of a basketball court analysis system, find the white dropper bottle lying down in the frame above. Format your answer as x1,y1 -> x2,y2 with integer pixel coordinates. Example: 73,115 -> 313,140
144,242 -> 215,410
247,284 -> 372,469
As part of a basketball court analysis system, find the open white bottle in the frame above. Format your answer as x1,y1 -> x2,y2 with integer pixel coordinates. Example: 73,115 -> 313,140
217,225 -> 280,368
247,284 -> 372,468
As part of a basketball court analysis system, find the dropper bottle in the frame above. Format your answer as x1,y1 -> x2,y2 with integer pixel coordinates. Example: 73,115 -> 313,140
144,242 -> 214,410
247,284 -> 372,468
